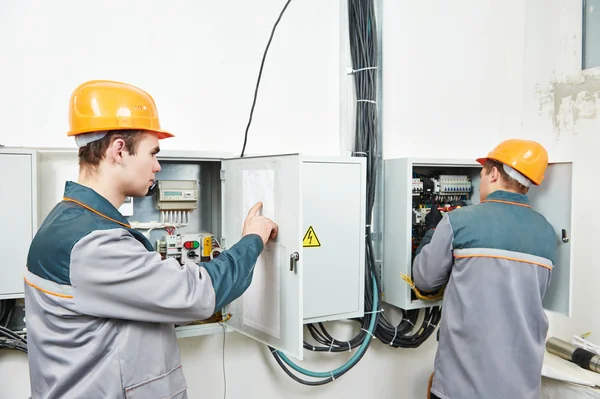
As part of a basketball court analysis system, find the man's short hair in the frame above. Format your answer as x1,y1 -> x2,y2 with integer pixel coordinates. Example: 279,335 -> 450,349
483,159 -> 528,194
78,130 -> 147,173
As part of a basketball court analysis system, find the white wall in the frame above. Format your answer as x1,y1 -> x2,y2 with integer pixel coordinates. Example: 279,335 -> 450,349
0,0 -> 344,156
0,0 -> 595,398
522,0 -> 600,347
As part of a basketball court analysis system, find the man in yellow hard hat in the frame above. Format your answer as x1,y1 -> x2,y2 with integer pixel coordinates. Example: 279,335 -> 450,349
24,80 -> 278,398
412,139 -> 556,399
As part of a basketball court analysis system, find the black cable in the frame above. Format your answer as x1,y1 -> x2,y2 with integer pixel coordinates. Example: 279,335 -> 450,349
0,299 -> 14,327
269,332 -> 374,386
0,325 -> 26,344
0,324 -> 27,354
240,0 -> 293,157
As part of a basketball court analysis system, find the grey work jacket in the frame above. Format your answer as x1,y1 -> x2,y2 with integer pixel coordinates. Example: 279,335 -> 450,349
413,190 -> 557,399
24,181 -> 263,398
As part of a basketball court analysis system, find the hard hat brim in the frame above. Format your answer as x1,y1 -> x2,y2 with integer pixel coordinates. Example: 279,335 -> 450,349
67,127 -> 174,139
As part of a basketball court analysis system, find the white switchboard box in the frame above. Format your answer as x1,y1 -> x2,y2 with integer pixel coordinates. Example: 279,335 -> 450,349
382,157 -> 574,317
1,149 -> 366,361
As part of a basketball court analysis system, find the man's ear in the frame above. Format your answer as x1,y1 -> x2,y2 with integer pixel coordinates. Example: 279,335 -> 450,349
489,166 -> 501,183
107,138 -> 127,164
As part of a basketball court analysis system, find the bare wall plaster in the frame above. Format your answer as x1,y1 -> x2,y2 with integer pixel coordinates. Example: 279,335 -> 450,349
536,68 -> 600,136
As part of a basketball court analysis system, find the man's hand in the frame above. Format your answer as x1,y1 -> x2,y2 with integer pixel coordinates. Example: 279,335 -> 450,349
425,204 -> 443,230
242,202 -> 278,246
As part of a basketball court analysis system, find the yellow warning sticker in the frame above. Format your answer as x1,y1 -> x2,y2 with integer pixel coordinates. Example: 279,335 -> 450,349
203,236 -> 212,257
302,226 -> 321,247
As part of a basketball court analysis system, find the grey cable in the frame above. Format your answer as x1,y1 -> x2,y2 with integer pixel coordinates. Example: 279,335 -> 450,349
220,323 -> 227,399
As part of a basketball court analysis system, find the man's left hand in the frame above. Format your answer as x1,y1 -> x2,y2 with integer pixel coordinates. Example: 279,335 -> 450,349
425,204 -> 443,230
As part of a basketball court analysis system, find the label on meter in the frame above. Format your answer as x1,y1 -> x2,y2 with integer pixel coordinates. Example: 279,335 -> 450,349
302,226 -> 321,247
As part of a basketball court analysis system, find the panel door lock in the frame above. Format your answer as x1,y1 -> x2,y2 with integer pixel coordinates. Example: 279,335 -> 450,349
290,252 -> 299,272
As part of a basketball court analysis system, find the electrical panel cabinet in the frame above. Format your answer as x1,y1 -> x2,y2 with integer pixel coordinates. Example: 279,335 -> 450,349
0,149 -> 37,299
0,149 -> 366,361
382,157 -> 574,317
158,153 -> 366,360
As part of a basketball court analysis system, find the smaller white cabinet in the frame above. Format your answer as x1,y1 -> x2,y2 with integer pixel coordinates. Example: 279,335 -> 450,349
382,157 -> 574,317
185,153 -> 366,360
0,149 -> 37,299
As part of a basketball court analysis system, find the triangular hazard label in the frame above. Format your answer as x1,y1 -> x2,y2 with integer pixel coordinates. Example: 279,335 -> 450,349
302,226 -> 321,247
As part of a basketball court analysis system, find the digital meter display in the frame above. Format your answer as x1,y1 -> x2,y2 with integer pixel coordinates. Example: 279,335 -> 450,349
163,191 -> 182,197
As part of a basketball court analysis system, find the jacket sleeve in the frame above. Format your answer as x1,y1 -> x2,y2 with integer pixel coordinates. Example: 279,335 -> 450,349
412,215 -> 454,291
70,228 -> 263,323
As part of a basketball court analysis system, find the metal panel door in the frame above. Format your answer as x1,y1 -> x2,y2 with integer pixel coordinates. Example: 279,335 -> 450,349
0,152 -> 34,298
221,155 -> 304,360
528,162 -> 573,316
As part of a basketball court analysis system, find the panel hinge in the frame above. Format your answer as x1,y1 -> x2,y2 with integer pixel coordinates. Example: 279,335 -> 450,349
220,169 -> 226,181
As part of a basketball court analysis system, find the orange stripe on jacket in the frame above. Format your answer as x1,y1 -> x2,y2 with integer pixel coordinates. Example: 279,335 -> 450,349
480,199 -> 532,208
63,197 -> 131,228
24,278 -> 73,299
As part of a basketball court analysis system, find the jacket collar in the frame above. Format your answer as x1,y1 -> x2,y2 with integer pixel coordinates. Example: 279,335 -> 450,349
483,190 -> 530,207
63,181 -> 131,227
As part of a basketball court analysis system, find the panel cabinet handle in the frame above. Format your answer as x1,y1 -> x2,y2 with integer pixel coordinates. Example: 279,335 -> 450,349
290,252 -> 299,272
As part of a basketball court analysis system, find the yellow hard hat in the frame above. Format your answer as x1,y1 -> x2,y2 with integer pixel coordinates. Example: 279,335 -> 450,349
67,80 -> 174,139
476,139 -> 548,185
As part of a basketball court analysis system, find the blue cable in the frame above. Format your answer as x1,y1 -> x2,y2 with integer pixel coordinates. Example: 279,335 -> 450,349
275,273 -> 379,378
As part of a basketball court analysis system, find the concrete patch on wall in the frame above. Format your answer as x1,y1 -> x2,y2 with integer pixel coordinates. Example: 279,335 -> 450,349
535,68 -> 600,136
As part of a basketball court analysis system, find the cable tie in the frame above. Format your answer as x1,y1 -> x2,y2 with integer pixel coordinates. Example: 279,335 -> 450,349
311,345 -> 316,351
425,320 -> 437,329
328,340 -> 335,352
390,326 -> 398,346
357,99 -> 376,104
271,348 -> 277,354
361,328 -> 375,339
351,151 -> 368,156
330,371 -> 335,381
347,341 -> 352,353
364,309 -> 384,314
347,66 -> 378,74
403,318 -> 415,327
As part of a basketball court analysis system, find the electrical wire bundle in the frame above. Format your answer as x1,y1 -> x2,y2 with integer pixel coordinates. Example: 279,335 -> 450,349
0,300 -> 27,354
268,0 -> 381,385
0,299 -> 15,328
343,0 -> 442,350
272,0 -> 441,376
241,0 -> 440,386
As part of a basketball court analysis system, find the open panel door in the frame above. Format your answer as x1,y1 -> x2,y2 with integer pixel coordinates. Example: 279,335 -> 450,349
221,154 -> 304,360
0,150 -> 36,298
528,162 -> 573,316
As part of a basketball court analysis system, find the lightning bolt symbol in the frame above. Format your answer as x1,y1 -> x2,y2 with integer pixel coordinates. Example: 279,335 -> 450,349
308,230 -> 313,244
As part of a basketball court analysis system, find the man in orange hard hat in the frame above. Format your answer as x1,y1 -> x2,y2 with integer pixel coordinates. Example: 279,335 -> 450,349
413,139 -> 556,399
24,80 -> 278,398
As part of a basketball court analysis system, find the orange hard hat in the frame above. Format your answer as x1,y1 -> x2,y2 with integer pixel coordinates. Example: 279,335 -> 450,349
476,139 -> 548,185
67,80 -> 174,139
